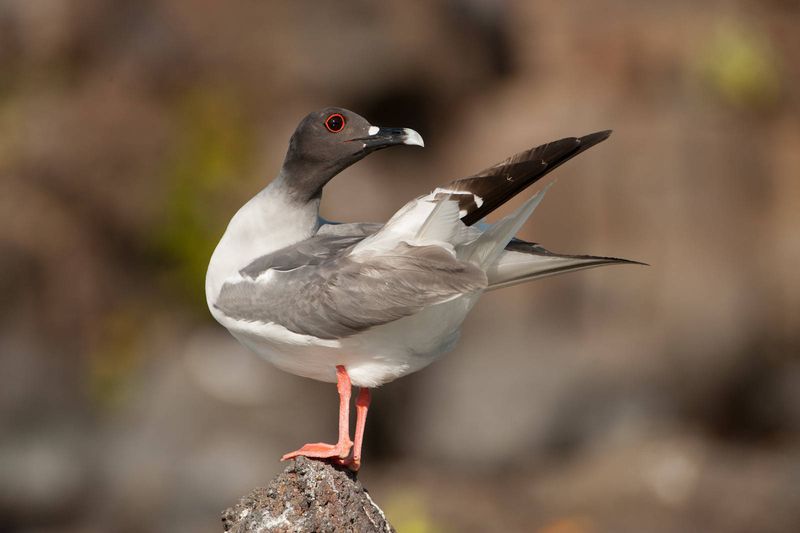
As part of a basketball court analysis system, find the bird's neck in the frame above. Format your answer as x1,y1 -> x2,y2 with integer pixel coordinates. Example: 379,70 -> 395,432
279,154 -> 340,204
205,178 -> 321,307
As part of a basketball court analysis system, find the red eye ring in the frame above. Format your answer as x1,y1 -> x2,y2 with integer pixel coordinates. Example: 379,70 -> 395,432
324,113 -> 346,133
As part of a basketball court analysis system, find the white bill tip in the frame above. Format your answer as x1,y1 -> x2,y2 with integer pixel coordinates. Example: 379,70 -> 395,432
402,128 -> 425,147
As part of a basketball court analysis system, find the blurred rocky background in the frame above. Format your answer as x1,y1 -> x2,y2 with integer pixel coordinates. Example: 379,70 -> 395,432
1,0 -> 799,532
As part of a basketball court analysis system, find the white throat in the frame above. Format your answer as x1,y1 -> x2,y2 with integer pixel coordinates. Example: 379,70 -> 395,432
205,180 -> 320,311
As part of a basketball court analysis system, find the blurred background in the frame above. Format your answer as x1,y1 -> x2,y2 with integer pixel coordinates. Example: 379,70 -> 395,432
1,1 -> 799,532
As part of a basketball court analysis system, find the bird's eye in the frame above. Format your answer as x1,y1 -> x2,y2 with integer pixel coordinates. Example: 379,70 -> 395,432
324,113 -> 345,133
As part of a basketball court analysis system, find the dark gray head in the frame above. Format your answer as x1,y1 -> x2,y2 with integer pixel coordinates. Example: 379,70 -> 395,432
279,107 -> 424,202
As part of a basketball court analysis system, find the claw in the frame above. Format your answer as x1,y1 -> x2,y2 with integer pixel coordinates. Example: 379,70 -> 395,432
281,439 -> 353,461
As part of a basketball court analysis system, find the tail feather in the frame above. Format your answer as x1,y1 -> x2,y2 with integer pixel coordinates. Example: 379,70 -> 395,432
461,185 -> 550,269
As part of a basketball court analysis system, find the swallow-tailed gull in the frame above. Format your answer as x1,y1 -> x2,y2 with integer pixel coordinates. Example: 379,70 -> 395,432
205,108 -> 639,470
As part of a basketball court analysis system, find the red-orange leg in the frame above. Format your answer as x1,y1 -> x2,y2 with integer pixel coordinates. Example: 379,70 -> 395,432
349,387 -> 372,471
281,365 -> 354,462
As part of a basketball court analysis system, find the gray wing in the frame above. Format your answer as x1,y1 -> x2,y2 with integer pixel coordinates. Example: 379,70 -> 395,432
216,241 -> 487,340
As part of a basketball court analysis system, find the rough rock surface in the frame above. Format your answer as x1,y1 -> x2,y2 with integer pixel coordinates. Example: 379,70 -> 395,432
221,457 -> 395,532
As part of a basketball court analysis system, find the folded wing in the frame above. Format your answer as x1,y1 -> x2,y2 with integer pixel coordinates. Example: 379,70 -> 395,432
215,232 -> 486,340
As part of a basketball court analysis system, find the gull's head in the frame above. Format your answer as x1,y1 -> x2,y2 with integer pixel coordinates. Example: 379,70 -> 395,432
280,107 -> 424,202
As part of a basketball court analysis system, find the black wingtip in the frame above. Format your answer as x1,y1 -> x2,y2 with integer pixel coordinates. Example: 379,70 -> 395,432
505,239 -> 647,267
605,257 -> 649,267
569,254 -> 647,268
578,130 -> 613,149
443,128 -> 615,226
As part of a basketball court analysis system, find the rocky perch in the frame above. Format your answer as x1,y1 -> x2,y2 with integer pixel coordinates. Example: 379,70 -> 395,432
221,457 -> 395,532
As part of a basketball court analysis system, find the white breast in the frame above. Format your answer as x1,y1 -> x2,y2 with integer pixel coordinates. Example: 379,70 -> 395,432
205,184 -> 320,314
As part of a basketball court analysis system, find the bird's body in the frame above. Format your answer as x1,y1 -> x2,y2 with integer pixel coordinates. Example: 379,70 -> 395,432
205,107 -> 638,469
207,183 -> 483,387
